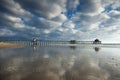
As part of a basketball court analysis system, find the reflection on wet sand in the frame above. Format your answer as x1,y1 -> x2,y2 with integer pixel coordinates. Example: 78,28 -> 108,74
94,47 -> 100,52
0,58 -> 109,80
69,46 -> 76,50
65,59 -> 109,80
0,46 -> 120,80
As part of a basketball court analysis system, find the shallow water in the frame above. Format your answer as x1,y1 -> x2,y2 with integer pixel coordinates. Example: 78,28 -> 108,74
0,46 -> 120,80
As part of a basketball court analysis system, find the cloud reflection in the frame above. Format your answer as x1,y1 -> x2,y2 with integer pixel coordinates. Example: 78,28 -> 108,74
0,46 -> 115,80
0,59 -> 110,80
65,58 -> 110,80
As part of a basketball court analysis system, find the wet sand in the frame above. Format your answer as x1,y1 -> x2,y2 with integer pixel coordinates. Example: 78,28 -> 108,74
0,42 -> 22,48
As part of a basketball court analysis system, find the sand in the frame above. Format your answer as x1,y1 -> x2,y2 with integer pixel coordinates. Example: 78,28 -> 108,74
0,42 -> 23,48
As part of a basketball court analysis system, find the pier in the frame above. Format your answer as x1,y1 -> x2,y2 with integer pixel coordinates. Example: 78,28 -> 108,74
1,39 -> 120,48
0,39 -> 95,46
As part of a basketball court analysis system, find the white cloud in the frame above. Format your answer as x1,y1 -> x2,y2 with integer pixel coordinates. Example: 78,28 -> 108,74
13,23 -> 25,29
52,14 -> 67,23
6,15 -> 21,23
43,29 -> 50,34
63,21 -> 75,29
39,18 -> 62,29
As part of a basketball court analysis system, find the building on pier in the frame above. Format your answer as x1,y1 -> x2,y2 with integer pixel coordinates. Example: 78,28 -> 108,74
93,39 -> 101,44
70,40 -> 76,44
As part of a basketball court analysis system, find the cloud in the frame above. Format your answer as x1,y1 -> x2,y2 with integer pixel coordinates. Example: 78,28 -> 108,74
0,0 -> 32,18
0,0 -> 68,39
0,0 -> 120,42
15,0 -> 67,19
71,12 -> 109,32
108,10 -> 120,20
65,59 -> 110,80
0,29 -> 15,36
67,0 -> 79,9
52,14 -> 67,23
0,47 -> 111,80
102,0 -> 120,10
79,0 -> 104,16
63,20 -> 75,30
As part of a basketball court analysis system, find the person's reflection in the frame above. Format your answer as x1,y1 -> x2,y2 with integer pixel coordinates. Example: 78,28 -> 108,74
31,45 -> 38,52
94,47 -> 100,52
33,46 -> 37,50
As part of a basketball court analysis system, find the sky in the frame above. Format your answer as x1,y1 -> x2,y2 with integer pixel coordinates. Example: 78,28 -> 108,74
0,0 -> 120,43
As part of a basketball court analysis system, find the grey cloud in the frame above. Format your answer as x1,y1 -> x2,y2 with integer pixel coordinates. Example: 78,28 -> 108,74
108,10 -> 120,19
101,10 -> 120,28
0,12 -> 35,36
52,14 -> 67,23
102,0 -> 120,10
71,13 -> 109,31
0,29 -> 16,36
67,0 -> 79,9
0,0 -> 32,18
15,0 -> 67,19
0,0 -> 35,37
79,0 -> 104,15
0,13 -> 13,28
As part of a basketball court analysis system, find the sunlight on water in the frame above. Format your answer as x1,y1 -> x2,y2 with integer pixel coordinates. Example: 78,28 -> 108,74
0,46 -> 120,80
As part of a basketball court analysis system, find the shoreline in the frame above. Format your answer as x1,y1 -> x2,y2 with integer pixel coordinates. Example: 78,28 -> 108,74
0,42 -> 23,48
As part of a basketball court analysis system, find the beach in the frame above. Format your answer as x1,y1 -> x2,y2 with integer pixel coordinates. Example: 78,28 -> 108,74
0,42 -> 22,48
